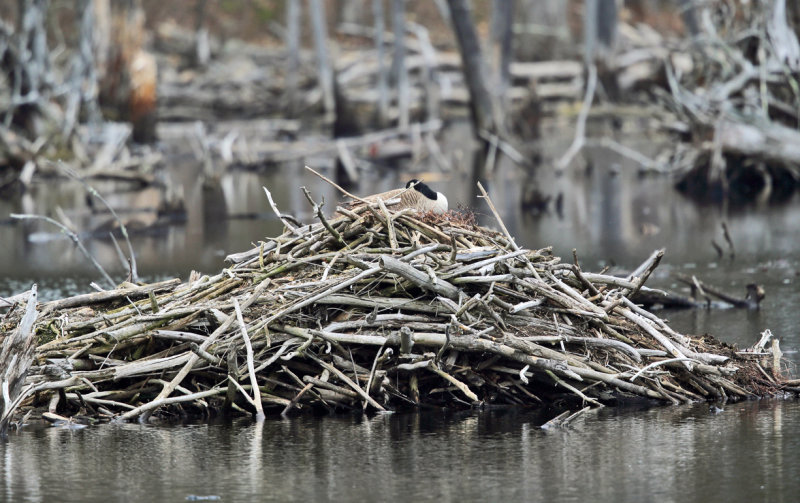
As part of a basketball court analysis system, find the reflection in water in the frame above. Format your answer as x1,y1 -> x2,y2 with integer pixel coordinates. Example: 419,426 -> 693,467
2,401 -> 799,502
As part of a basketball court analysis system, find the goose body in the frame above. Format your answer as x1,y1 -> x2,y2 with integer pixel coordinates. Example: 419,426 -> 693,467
358,179 -> 448,214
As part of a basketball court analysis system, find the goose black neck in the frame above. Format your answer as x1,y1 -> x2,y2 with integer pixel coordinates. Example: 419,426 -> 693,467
407,180 -> 437,200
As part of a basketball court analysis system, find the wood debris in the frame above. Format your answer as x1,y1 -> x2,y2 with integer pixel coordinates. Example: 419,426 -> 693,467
0,194 -> 792,424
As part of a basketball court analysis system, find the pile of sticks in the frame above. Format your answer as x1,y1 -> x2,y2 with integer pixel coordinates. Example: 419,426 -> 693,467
1,186 -> 789,424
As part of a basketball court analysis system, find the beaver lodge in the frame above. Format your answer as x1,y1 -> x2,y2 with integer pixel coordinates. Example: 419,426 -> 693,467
0,180 -> 794,428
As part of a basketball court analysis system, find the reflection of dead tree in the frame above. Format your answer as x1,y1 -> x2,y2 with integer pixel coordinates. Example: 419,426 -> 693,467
556,64 -> 597,173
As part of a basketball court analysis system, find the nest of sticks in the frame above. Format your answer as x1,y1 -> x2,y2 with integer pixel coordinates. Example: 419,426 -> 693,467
2,185 -> 791,424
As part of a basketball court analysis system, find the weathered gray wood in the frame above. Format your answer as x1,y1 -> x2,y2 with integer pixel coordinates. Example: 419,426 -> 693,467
391,0 -> 409,130
285,0 -> 302,116
193,0 -> 210,68
308,0 -> 335,122
446,0 -> 497,136
584,0 -> 618,64
407,21 -> 440,121
716,119 -> 800,165
379,255 -> 460,300
372,0 -> 389,124
41,278 -> 181,311
490,0 -> 514,95
0,285 -> 38,438
769,0 -> 800,70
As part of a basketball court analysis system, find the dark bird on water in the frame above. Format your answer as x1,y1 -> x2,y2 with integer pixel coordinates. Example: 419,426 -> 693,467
355,179 -> 448,214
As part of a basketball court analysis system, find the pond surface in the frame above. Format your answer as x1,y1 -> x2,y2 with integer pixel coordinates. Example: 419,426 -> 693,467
1,123 -> 799,501
3,400 -> 799,503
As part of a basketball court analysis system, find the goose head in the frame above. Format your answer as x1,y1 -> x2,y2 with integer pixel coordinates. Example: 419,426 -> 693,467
406,179 -> 448,214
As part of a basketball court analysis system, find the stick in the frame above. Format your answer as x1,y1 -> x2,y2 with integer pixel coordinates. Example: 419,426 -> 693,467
116,388 -> 225,420
305,352 -> 386,411
263,186 -> 303,236
476,182 -> 517,249
233,298 -> 264,420
301,187 -> 346,247
63,165 -> 140,283
427,361 -> 479,402
305,165 -> 369,204
10,213 -> 115,287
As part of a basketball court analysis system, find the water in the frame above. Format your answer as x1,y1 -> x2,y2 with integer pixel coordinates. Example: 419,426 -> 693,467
2,124 -> 799,501
3,401 -> 798,503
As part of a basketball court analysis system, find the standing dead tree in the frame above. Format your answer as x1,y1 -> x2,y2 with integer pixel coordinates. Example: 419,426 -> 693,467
446,0 -> 499,138
0,0 -> 160,189
309,0 -> 336,124
391,0 -> 410,130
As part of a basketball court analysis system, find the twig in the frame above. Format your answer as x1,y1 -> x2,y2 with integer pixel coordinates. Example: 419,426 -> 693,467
62,165 -> 140,283
233,298 -> 265,421
301,187 -> 346,247
10,214 -> 115,287
305,165 -> 370,204
305,352 -> 386,411
427,361 -> 479,402
545,370 -> 603,407
263,186 -> 303,236
476,182 -> 517,250
721,222 -> 735,259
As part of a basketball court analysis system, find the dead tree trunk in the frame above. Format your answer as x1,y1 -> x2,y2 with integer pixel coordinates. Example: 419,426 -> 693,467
98,0 -> 157,143
285,0 -> 302,117
490,0 -> 514,97
63,0 -> 101,138
584,0 -> 619,100
5,0 -> 52,136
309,0 -> 335,124
446,0 -> 497,137
373,0 -> 389,125
515,0 -> 570,61
193,0 -> 210,68
391,0 -> 409,130
678,0 -> 699,37
338,0 -> 364,27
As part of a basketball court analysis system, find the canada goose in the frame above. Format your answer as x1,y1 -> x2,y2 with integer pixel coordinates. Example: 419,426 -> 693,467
357,179 -> 448,214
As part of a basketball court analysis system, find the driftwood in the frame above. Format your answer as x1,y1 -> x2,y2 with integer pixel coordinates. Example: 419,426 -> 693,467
0,286 -> 38,438
604,2 -> 800,202
676,274 -> 765,310
0,185 -> 791,426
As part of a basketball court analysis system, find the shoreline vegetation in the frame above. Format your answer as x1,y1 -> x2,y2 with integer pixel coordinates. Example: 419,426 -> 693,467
1,179 -> 793,433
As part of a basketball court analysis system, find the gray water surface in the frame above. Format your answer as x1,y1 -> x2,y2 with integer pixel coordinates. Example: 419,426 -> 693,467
3,401 -> 798,503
